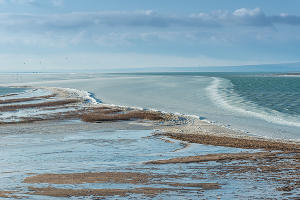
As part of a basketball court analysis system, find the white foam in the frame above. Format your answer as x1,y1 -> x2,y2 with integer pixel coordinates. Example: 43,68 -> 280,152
0,88 -> 52,101
207,77 -> 300,128
0,107 -> 78,122
41,87 -> 102,105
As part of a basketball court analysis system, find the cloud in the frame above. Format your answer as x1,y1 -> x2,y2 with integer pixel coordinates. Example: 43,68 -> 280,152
9,0 -> 36,5
0,0 -> 63,7
0,8 -> 298,33
269,14 -> 300,25
0,8 -> 299,50
231,8 -> 271,26
51,0 -> 63,7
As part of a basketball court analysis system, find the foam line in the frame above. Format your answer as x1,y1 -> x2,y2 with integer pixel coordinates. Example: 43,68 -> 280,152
206,77 -> 300,127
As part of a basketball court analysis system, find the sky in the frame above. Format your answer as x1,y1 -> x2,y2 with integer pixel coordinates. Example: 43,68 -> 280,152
0,0 -> 300,72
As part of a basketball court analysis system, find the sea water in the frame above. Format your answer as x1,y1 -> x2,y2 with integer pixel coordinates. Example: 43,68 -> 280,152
0,121 -> 282,199
0,86 -> 26,96
0,72 -> 299,140
0,72 -> 299,199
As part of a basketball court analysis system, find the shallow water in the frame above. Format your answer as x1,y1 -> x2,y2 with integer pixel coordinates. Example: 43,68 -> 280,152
0,73 -> 299,198
1,120 -> 294,199
0,86 -> 27,96
0,72 -> 298,140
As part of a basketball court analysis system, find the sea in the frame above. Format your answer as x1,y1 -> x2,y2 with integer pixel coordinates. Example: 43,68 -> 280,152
0,72 -> 299,199
0,72 -> 299,140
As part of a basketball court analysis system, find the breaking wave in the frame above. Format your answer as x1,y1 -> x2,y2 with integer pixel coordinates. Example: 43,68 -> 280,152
206,77 -> 300,128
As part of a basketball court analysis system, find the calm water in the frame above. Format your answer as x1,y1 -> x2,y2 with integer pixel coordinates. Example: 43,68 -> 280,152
131,72 -> 300,117
0,87 -> 26,96
0,121 -> 286,199
0,73 -> 299,199
0,72 -> 299,140
225,74 -> 300,116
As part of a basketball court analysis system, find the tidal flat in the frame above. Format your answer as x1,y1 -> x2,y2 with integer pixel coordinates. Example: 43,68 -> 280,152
0,86 -> 299,199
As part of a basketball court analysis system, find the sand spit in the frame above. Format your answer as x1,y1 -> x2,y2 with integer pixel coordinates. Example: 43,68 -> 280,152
0,94 -> 56,104
23,171 -> 218,188
81,110 -> 164,122
24,172 -> 154,185
23,171 -> 221,198
158,115 -> 300,151
80,108 -> 300,152
27,187 -> 177,198
146,152 -> 278,164
0,86 -> 174,124
0,93 -> 18,98
2,86 -> 300,198
0,191 -> 20,199
0,99 -> 79,111
165,182 -> 220,189
163,133 -> 300,151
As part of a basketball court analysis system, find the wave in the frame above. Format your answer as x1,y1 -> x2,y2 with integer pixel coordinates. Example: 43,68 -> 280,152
206,77 -> 300,128
55,87 -> 203,121
0,86 -> 98,123
45,87 -> 102,105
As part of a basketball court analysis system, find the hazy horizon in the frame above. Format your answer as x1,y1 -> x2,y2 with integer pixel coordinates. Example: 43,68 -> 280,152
0,62 -> 299,73
0,0 -> 299,71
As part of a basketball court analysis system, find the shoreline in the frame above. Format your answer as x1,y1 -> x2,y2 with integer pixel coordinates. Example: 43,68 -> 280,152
0,85 -> 299,198
1,85 -> 300,146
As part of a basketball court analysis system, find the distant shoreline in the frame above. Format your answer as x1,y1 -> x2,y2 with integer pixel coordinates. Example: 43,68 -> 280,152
274,72 -> 300,77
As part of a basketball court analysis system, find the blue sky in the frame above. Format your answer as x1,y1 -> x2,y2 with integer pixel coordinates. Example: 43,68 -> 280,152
0,0 -> 300,71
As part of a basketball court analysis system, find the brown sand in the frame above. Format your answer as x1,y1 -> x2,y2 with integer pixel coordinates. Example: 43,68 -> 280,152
0,93 -> 18,98
0,94 -> 56,104
27,187 -> 175,198
0,108 -> 86,125
0,99 -> 79,111
81,110 -> 164,122
0,191 -> 20,199
145,152 -> 278,164
23,171 -> 221,198
2,88 -> 299,197
164,133 -> 300,151
24,172 -> 153,185
165,182 -> 221,189
24,171 -> 220,188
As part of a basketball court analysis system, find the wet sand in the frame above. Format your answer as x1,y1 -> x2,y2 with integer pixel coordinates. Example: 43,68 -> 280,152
145,152 -> 279,164
27,187 -> 178,198
24,171 -> 221,198
24,172 -> 156,184
163,132 -> 300,151
0,191 -> 19,199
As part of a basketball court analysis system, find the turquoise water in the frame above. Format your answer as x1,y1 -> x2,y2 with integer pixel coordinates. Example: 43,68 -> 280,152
0,72 -> 299,140
0,73 -> 299,198
129,72 -> 300,117
0,87 -> 26,96
224,74 -> 300,116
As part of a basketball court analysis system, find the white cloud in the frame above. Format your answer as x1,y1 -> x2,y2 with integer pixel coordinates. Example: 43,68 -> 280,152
0,8 -> 298,71
51,0 -> 63,7
233,8 -> 262,17
9,0 -> 36,4
0,8 -> 298,32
